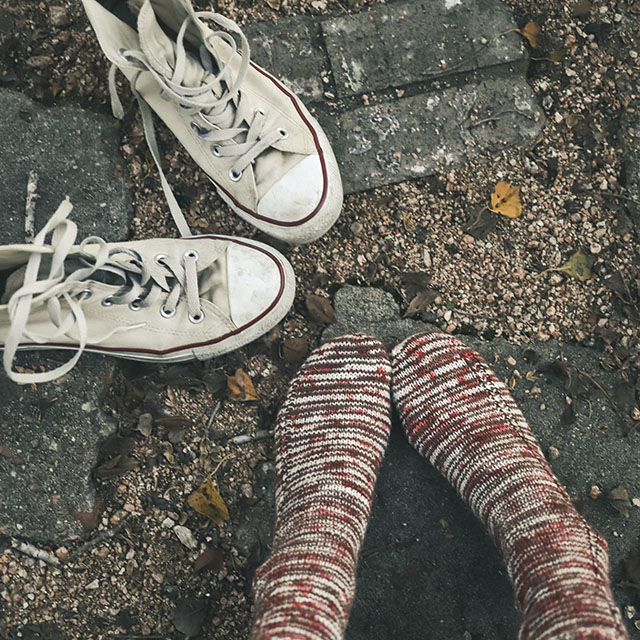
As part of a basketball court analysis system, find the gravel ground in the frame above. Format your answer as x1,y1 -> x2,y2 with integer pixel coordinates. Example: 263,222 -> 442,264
0,0 -> 639,639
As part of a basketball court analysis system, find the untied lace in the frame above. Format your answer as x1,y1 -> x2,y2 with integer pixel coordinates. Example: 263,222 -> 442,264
4,199 -> 203,384
109,10 -> 286,238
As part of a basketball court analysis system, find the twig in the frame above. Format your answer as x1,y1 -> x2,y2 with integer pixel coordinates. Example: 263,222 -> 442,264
205,400 -> 222,430
11,538 -> 59,565
229,430 -> 272,445
25,170 -> 39,241
67,522 -> 125,562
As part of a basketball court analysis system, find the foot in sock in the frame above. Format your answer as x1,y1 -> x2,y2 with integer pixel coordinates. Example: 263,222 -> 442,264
250,335 -> 392,640
391,332 -> 627,640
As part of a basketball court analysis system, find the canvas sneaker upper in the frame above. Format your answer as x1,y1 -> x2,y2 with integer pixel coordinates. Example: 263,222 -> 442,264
82,0 -> 343,243
0,200 -> 295,384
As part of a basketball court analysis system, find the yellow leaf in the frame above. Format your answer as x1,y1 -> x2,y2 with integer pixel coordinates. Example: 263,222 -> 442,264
188,476 -> 230,524
519,21 -> 540,48
548,49 -> 565,62
490,181 -> 522,218
227,368 -> 259,402
557,250 -> 591,281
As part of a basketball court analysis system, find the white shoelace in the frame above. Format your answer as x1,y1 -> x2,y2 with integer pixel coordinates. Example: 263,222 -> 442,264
109,10 -> 286,238
3,200 -> 203,384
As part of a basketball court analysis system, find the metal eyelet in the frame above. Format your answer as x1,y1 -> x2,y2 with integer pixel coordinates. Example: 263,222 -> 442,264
78,288 -> 92,300
129,299 -> 142,311
190,121 -> 206,136
278,128 -> 289,139
211,144 -> 221,157
154,253 -> 168,265
118,48 -> 131,62
160,305 -> 176,319
184,249 -> 199,260
229,168 -> 243,182
101,297 -> 114,307
189,311 -> 205,324
254,107 -> 266,116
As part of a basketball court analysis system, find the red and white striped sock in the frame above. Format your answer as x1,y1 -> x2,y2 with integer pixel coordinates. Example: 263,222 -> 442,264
392,332 -> 627,640
250,335 -> 392,640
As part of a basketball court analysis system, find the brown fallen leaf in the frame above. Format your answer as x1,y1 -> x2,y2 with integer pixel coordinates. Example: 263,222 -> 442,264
305,294 -> 336,324
194,547 -> 225,574
265,0 -> 280,9
95,454 -> 140,478
71,501 -> 102,532
404,289 -> 438,318
608,485 -> 632,518
518,21 -> 540,47
188,476 -> 230,524
227,368 -> 259,402
281,337 -> 309,363
490,181 -> 522,218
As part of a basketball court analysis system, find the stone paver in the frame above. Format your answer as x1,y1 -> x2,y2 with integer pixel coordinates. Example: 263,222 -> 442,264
322,286 -> 638,640
0,89 -> 133,543
247,0 -> 543,194
322,0 -> 525,98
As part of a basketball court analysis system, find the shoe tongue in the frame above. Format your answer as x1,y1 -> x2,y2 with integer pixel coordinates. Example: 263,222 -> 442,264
137,1 -> 224,102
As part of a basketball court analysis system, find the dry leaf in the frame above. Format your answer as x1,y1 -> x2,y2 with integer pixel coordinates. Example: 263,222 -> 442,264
608,485 -> 632,517
305,294 -> 336,324
188,476 -> 230,524
490,181 -> 522,218
557,250 -> 591,281
281,337 -> 309,363
404,289 -> 438,318
402,212 -> 415,231
227,368 -> 259,402
265,0 -> 280,8
194,547 -> 225,574
519,21 -> 540,47
95,454 -> 139,478
548,49 -> 565,62
71,502 -> 102,531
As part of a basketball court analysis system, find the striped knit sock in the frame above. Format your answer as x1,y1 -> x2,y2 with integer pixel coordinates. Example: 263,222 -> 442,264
392,332 -> 627,640
250,335 -> 392,640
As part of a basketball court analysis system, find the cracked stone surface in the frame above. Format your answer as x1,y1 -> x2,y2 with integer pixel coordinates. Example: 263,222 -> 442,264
0,88 -> 133,544
322,286 -> 638,639
247,0 -> 543,194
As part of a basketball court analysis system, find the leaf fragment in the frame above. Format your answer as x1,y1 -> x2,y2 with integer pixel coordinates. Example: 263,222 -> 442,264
281,337 -> 309,363
305,294 -> 336,324
188,476 -> 230,524
490,181 -> 522,218
557,250 -> 591,281
194,547 -> 225,574
608,485 -> 632,518
518,21 -> 540,47
548,49 -> 565,62
227,368 -> 259,402
71,502 -> 102,531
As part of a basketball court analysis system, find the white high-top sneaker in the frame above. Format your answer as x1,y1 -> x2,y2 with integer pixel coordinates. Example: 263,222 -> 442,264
0,199 -> 295,383
82,0 -> 343,244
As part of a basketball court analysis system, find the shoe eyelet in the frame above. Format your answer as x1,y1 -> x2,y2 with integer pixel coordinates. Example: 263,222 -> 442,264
129,299 -> 142,311
101,297 -> 114,307
118,48 -> 131,62
184,249 -> 199,261
278,128 -> 288,139
229,168 -> 243,182
190,121 -> 206,136
211,144 -> 221,157
189,311 -> 205,324
160,305 -> 176,319
254,107 -> 265,116
78,288 -> 92,300
154,253 -> 168,265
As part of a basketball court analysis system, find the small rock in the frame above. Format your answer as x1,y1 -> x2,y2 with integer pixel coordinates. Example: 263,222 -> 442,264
590,485 -> 602,499
506,356 -> 517,366
85,579 -> 99,590
443,309 -> 453,322
462,234 -> 475,245
547,446 -> 560,460
174,525 -> 197,550
49,6 -> 70,26
350,221 -> 363,235
55,546 -> 69,563
161,517 -> 175,529
137,413 -> 153,437
26,56 -> 53,69
590,242 -> 602,255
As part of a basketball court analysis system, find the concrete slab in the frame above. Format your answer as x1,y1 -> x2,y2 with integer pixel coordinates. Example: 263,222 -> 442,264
0,89 -> 133,544
322,0 -> 525,98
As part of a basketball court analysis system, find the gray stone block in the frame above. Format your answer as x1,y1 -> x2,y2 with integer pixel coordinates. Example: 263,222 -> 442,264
322,286 -> 637,639
0,88 -> 131,245
322,0 -> 525,98
320,73 -> 544,194
245,17 -> 329,104
0,89 -> 133,543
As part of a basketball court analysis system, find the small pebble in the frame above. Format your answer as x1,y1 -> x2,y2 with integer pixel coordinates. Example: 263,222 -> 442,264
547,446 -> 560,460
174,525 -> 197,550
85,579 -> 99,590
590,485 -> 602,499
350,221 -> 363,235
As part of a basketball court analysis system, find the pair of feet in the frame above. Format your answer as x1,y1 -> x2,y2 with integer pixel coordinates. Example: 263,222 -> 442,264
251,333 -> 628,640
